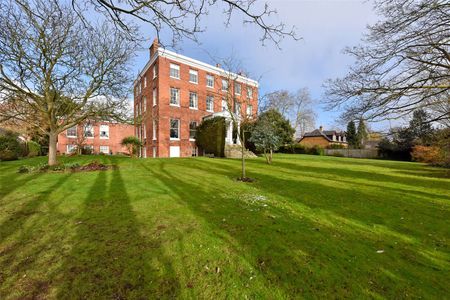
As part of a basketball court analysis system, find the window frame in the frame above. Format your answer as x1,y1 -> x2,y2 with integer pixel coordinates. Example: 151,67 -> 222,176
136,103 -> 141,116
235,102 -> 241,115
169,63 -> 180,79
246,105 -> 253,117
189,69 -> 198,84
153,88 -> 157,106
169,119 -> 180,140
221,98 -> 227,112
67,144 -> 77,153
83,145 -> 94,152
152,119 -> 157,140
84,124 -> 94,138
170,87 -> 180,106
99,124 -> 109,139
66,126 -> 77,138
247,87 -> 253,99
234,82 -> 241,95
189,121 -> 197,140
99,145 -> 109,154
189,91 -> 198,110
206,95 -> 214,112
206,74 -> 214,88
153,64 -> 157,79
221,79 -> 228,92
191,146 -> 198,157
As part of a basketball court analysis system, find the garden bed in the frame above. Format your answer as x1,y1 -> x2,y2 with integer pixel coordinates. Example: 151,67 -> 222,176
17,160 -> 116,173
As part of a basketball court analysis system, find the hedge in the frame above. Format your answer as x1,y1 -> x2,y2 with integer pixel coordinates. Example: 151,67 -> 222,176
27,141 -> 41,157
277,143 -> 324,155
0,131 -> 22,161
195,117 -> 226,157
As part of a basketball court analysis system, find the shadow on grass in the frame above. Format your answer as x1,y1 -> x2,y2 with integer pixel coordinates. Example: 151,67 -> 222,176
57,167 -> 180,298
0,167 -> 41,202
140,162 -> 369,297
269,158 -> 449,191
193,158 -> 449,237
309,155 -> 450,179
0,173 -> 73,299
142,158 -> 449,298
0,173 -> 73,246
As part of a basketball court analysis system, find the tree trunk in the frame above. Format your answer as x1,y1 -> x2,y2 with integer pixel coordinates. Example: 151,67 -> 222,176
241,132 -> 246,179
269,149 -> 273,164
48,132 -> 58,166
264,149 -> 270,164
129,145 -> 134,158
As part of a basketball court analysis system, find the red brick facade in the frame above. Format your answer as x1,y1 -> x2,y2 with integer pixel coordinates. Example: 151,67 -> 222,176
134,39 -> 259,158
57,121 -> 134,155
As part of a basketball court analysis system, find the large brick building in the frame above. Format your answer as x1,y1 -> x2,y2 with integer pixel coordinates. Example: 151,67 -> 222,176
134,39 -> 259,158
57,121 -> 134,155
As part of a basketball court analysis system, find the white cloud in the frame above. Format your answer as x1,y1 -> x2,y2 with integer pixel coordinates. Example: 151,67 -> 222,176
132,0 -> 386,129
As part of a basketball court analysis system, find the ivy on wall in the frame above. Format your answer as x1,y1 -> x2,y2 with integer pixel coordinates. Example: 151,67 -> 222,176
195,117 -> 226,157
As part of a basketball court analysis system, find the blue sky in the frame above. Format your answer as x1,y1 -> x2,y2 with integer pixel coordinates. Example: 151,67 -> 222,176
131,0 -> 382,131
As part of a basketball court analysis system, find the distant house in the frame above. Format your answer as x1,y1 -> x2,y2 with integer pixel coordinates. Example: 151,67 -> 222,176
363,132 -> 382,149
57,121 -> 134,155
298,126 -> 348,148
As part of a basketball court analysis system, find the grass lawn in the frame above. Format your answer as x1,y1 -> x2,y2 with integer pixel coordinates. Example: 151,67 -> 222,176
0,154 -> 449,299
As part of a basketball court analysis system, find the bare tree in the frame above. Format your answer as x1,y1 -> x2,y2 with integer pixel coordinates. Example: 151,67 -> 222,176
0,0 -> 136,165
261,90 -> 294,116
71,120 -> 95,155
324,0 -> 450,125
73,0 -> 299,47
261,88 -> 316,138
293,88 -> 316,138
212,56 -> 255,180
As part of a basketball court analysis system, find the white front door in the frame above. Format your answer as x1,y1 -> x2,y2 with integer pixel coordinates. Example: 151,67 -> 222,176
169,146 -> 180,157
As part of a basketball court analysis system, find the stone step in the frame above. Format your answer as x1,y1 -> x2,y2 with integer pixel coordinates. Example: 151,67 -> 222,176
224,145 -> 257,158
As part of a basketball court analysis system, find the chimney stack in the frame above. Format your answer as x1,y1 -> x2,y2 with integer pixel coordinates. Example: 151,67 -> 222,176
149,38 -> 159,59
319,125 -> 323,132
215,63 -> 221,68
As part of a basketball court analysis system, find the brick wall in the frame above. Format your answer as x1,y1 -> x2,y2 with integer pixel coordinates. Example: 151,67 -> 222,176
57,122 -> 134,154
134,43 -> 259,158
299,136 -> 331,148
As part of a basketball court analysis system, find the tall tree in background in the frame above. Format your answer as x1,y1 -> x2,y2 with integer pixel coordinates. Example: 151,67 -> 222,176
262,90 -> 294,116
0,0 -> 135,165
293,88 -> 316,138
346,121 -> 357,148
261,88 -> 316,138
74,0 -> 299,47
409,109 -> 434,145
258,109 -> 295,145
325,0 -> 449,125
356,118 -> 368,149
